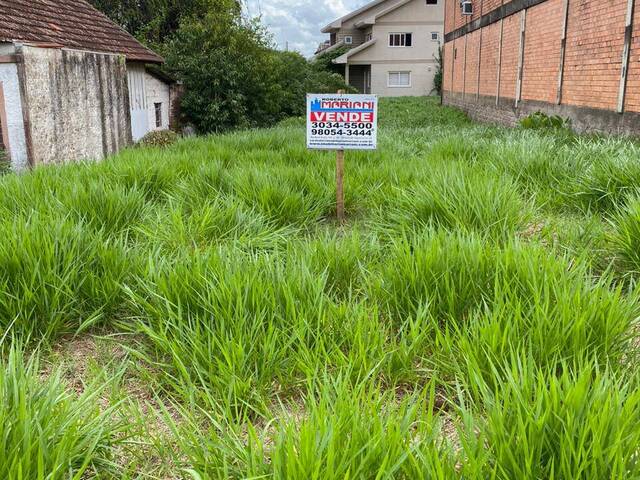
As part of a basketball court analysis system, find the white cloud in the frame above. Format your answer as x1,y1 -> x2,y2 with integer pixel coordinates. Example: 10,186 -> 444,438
245,0 -> 364,56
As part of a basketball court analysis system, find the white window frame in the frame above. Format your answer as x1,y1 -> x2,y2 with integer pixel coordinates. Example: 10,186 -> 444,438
431,32 -> 439,41
388,71 -> 411,88
388,32 -> 412,47
344,35 -> 353,44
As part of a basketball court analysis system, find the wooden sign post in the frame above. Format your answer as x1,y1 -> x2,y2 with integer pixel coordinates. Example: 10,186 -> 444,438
336,148 -> 345,222
306,91 -> 378,223
335,89 -> 345,223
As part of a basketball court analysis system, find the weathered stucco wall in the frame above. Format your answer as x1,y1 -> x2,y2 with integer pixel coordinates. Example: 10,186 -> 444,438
144,72 -> 170,131
19,45 -> 131,165
0,62 -> 29,170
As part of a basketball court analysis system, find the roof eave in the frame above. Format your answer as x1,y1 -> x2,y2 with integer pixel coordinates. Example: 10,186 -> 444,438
321,0 -> 391,35
321,21 -> 342,33
332,38 -> 376,64
128,53 -> 164,64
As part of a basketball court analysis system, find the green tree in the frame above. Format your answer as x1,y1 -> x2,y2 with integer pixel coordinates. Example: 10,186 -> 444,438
92,0 -> 350,133
90,0 -> 239,46
164,11 -> 349,133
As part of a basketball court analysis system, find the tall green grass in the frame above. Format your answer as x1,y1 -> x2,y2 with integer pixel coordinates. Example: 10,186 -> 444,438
0,346 -> 123,479
0,96 -> 638,478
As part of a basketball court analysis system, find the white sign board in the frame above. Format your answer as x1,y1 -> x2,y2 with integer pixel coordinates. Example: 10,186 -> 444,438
306,93 -> 378,150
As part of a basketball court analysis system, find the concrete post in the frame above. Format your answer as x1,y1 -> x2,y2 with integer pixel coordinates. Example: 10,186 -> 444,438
617,0 -> 635,113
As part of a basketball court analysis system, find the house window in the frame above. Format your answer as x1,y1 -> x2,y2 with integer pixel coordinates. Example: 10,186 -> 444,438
431,32 -> 439,41
426,0 -> 437,4
365,32 -> 372,41
388,71 -> 411,87
344,35 -> 353,44
389,33 -> 412,47
154,103 -> 162,128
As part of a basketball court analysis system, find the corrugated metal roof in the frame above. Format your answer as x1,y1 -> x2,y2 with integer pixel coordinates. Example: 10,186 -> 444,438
0,0 -> 164,63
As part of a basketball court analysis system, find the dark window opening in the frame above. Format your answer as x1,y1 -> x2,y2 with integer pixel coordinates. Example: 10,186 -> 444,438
389,32 -> 412,47
0,117 -> 4,151
0,112 -> 6,160
426,0 -> 438,4
155,103 -> 162,128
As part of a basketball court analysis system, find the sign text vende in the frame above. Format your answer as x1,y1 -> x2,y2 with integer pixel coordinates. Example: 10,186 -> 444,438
309,111 -> 375,122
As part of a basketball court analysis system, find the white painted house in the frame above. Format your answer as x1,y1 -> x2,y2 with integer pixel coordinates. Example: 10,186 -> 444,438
316,0 -> 444,97
0,0 -> 178,169
127,65 -> 176,142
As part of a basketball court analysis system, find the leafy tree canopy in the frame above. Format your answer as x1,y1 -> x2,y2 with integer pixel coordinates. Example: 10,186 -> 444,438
90,0 -> 349,133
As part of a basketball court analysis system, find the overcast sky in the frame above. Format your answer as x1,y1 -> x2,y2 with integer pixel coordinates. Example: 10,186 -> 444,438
244,0 -> 365,57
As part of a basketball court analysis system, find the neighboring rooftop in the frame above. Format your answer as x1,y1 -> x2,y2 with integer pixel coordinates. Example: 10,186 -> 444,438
0,0 -> 163,63
321,0 -> 390,32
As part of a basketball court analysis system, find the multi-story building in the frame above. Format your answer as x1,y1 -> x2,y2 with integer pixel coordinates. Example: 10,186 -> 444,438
317,0 -> 444,96
442,0 -> 640,133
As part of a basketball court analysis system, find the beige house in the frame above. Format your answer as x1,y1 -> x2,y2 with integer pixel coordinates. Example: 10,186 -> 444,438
318,0 -> 444,96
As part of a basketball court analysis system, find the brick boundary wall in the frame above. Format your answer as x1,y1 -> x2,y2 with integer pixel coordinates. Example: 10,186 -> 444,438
442,0 -> 640,135
444,91 -> 640,135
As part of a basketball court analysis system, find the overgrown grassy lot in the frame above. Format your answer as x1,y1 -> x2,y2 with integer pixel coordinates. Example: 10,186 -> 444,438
2,97 -> 640,478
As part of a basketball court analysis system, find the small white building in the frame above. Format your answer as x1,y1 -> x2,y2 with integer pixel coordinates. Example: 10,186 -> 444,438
127,65 -> 178,142
0,0 -> 179,169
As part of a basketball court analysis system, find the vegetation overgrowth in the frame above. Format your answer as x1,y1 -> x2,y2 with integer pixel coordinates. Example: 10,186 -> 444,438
2,97 -> 640,478
91,0 -> 351,133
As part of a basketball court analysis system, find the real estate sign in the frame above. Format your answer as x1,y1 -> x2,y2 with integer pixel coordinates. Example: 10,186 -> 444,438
306,93 -> 378,150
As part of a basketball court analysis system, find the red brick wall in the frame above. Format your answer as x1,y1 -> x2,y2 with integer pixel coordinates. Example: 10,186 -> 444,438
482,0 -> 503,16
452,36 -> 466,93
443,0 -> 638,119
624,3 -> 640,112
561,0 -> 628,110
499,14 -> 519,100
445,0 -> 503,35
453,0 -> 470,29
443,41 -> 454,91
465,29 -> 481,95
478,21 -> 501,97
445,0 -> 457,37
521,0 -> 563,103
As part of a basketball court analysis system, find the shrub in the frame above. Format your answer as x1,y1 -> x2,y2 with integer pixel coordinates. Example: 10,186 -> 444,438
432,45 -> 443,95
137,129 -> 179,148
520,111 -> 572,131
0,149 -> 9,174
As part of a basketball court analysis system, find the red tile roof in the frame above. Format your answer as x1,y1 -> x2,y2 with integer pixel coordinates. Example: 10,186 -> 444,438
0,0 -> 163,63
